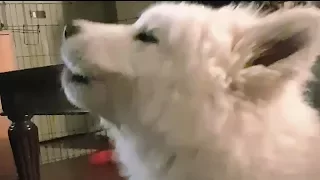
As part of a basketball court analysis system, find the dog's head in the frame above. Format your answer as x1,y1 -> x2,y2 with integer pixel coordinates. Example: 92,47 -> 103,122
61,2 -> 320,126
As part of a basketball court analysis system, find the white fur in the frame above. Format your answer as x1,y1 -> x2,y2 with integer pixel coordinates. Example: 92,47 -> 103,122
61,2 -> 320,180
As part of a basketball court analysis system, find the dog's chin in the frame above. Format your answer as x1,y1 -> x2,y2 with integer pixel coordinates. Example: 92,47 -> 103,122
61,66 -> 111,116
61,67 -> 92,109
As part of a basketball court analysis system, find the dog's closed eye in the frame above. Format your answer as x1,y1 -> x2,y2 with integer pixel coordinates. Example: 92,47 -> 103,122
134,31 -> 159,44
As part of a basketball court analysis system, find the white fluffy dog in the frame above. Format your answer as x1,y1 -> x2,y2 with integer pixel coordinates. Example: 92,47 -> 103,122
61,2 -> 320,180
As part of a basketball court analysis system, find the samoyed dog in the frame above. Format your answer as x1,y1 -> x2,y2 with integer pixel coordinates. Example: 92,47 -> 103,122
61,2 -> 320,180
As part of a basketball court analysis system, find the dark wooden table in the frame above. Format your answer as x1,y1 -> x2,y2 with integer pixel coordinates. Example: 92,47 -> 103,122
0,64 -> 122,180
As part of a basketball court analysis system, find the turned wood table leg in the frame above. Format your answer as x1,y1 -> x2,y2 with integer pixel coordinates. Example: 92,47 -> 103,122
8,114 -> 40,180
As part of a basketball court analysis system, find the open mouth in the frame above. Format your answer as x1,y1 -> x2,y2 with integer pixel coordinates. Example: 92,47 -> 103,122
71,73 -> 90,84
63,66 -> 90,84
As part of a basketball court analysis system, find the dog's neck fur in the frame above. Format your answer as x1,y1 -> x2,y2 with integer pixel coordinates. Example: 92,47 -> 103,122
105,68 -> 320,180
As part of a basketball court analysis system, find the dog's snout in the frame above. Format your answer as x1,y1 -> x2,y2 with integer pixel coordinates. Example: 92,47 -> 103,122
64,24 -> 80,39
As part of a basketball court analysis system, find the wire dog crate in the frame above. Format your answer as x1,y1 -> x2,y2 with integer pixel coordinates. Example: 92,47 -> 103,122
0,1 -> 140,166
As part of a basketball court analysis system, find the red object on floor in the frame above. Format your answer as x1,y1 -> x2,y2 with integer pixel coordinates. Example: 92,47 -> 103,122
89,150 -> 113,165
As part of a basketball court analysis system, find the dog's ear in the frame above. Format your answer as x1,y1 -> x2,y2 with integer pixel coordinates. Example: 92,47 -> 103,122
230,7 -> 320,85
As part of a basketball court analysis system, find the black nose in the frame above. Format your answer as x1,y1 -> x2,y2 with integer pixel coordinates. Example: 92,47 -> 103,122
64,24 -> 80,39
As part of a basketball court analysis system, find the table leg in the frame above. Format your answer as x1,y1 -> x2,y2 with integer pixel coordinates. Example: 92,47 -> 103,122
8,115 -> 40,180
